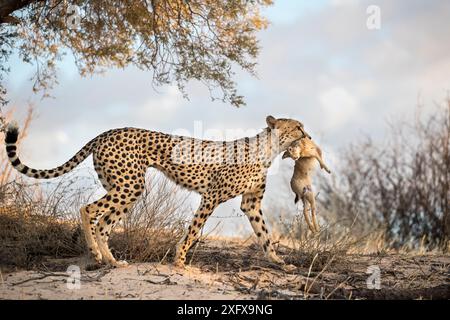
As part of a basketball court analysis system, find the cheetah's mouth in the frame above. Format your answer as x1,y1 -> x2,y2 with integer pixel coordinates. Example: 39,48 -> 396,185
282,151 -> 297,160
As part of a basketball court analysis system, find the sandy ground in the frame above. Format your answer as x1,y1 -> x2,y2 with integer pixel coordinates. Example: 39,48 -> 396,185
0,263 -> 252,300
1,241 -> 449,300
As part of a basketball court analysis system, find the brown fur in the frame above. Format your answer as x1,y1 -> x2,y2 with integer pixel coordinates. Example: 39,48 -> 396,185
282,138 -> 331,233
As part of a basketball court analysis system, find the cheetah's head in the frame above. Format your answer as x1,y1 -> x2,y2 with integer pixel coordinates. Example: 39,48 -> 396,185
266,115 -> 310,152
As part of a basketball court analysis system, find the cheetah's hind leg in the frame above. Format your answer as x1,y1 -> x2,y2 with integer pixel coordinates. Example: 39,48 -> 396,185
94,187 -> 143,267
80,205 -> 103,264
80,191 -> 126,267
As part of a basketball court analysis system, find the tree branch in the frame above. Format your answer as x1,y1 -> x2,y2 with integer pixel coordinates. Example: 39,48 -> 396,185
0,0 -> 37,24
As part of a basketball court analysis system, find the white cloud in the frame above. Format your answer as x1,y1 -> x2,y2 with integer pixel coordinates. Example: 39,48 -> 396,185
55,130 -> 69,144
318,87 -> 361,130
330,0 -> 359,7
137,85 -> 183,124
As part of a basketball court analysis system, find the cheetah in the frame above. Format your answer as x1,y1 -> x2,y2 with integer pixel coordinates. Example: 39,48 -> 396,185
4,116 -> 309,267
282,138 -> 331,233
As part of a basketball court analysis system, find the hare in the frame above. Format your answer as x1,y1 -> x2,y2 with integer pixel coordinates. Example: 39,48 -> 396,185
282,138 -> 331,233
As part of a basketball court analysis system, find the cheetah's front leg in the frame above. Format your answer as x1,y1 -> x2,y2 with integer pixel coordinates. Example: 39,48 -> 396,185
241,191 -> 285,265
174,195 -> 219,268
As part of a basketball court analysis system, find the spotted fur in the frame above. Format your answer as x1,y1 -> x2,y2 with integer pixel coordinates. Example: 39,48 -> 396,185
5,116 -> 308,267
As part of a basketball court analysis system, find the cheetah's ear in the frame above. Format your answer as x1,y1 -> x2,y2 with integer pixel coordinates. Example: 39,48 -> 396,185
266,115 -> 277,129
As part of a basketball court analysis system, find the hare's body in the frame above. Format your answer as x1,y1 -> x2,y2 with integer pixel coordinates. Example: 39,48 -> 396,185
283,138 -> 330,233
291,158 -> 319,232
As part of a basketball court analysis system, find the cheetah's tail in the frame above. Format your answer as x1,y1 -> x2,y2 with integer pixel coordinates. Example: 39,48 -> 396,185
5,122 -> 97,179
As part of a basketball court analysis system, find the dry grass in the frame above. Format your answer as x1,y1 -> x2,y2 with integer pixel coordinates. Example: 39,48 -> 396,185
0,173 -> 190,271
0,205 -> 83,269
109,175 -> 190,263
0,176 -> 93,270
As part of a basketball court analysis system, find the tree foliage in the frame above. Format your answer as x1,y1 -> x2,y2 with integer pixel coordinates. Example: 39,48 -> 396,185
0,0 -> 273,107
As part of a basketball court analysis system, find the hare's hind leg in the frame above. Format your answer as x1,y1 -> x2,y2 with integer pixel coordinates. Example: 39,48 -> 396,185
309,194 -> 320,233
301,198 -> 316,233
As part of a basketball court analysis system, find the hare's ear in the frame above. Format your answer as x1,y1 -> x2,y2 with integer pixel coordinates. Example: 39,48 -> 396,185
266,115 -> 277,129
282,151 -> 290,159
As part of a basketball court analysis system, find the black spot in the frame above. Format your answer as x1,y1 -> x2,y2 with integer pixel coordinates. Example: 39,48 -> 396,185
11,158 -> 21,166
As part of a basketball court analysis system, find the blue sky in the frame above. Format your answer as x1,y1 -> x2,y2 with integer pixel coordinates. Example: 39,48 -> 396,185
4,0 -> 450,235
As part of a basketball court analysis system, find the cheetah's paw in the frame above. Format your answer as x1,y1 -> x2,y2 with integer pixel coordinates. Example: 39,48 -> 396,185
113,260 -> 129,268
